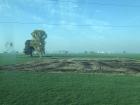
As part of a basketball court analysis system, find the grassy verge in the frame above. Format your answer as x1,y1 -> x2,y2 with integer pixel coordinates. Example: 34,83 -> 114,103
0,71 -> 140,105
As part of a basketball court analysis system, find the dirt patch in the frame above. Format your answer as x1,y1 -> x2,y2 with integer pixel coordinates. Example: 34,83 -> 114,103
1,59 -> 140,73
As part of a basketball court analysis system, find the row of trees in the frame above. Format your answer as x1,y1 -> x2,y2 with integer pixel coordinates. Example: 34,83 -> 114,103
24,29 -> 47,57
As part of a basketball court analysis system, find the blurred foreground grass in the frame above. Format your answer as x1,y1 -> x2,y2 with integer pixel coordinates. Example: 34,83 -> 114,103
0,71 -> 140,105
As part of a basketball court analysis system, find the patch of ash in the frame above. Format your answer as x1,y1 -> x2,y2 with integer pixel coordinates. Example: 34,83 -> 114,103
1,59 -> 140,73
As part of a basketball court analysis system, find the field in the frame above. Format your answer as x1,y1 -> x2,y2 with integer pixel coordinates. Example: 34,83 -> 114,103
1,53 -> 140,105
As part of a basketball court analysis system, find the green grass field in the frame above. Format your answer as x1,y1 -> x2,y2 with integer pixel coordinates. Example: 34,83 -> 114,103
0,71 -> 140,105
1,53 -> 140,105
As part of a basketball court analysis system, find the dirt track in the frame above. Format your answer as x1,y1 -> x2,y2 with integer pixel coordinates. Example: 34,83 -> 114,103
1,59 -> 140,73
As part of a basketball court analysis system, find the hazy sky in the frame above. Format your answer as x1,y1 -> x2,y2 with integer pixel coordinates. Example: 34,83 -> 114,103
0,0 -> 140,53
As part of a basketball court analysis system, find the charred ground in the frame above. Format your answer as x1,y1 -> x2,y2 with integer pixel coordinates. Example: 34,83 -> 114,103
1,57 -> 140,73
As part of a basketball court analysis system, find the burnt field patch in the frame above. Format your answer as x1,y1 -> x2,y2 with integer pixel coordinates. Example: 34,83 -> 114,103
1,59 -> 140,73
